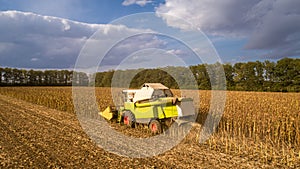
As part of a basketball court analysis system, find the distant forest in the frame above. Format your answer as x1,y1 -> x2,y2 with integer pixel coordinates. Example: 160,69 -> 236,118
0,69 -> 89,86
1,58 -> 299,92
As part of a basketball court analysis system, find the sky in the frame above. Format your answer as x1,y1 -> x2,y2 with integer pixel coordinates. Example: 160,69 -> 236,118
0,0 -> 299,70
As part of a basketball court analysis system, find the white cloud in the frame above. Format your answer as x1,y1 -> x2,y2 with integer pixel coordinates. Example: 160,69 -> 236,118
0,11 -> 158,69
101,34 -> 167,66
156,0 -> 266,36
0,10 -> 219,70
166,49 -> 183,55
156,0 -> 300,58
31,58 -> 39,62
122,0 -> 152,7
61,19 -> 71,31
0,11 -> 99,68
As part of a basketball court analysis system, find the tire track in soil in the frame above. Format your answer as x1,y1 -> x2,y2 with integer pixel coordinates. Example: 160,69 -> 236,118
0,94 -> 269,168
0,95 -> 177,168
0,114 -> 50,168
0,99 -> 69,168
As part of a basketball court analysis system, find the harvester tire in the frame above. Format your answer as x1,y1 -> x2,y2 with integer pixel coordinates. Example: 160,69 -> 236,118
123,111 -> 135,128
149,119 -> 162,134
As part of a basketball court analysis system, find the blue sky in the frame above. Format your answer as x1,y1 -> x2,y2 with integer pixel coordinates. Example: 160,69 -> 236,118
0,0 -> 164,23
0,0 -> 299,70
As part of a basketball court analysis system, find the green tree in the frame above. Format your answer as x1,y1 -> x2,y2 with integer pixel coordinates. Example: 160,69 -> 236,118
190,64 -> 210,90
262,60 -> 276,91
223,64 -> 235,90
275,58 -> 300,92
0,67 -> 3,85
233,61 -> 264,91
4,68 -> 12,85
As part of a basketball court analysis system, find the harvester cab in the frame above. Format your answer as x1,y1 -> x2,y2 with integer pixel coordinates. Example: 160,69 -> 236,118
99,83 -> 195,133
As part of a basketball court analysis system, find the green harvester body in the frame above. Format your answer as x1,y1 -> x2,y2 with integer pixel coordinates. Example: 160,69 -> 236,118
99,83 -> 195,132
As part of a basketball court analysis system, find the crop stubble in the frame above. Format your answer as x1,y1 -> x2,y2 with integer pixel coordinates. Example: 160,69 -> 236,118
0,87 -> 299,168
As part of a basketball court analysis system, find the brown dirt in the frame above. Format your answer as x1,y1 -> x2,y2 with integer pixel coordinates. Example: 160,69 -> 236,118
0,94 -> 272,168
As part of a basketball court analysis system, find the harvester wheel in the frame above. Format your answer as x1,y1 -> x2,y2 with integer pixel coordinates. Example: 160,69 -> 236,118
149,120 -> 162,134
123,111 -> 135,128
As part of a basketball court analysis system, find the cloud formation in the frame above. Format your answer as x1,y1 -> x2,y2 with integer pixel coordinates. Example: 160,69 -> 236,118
122,0 -> 152,7
0,11 -> 159,69
0,11 -> 96,68
101,34 -> 167,66
156,0 -> 300,58
0,11 -> 203,70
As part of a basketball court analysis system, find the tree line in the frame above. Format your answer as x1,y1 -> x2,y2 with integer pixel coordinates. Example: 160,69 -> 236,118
0,68 -> 89,86
93,58 -> 300,92
1,58 -> 299,92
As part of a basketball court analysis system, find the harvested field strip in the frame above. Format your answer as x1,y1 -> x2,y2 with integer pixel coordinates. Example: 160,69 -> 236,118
0,95 -> 171,168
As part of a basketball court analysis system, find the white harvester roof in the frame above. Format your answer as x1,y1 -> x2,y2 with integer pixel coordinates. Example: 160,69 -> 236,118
121,83 -> 170,103
131,83 -> 169,102
142,83 -> 169,90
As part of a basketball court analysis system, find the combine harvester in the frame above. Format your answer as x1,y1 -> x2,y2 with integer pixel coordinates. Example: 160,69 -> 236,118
99,83 -> 195,133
